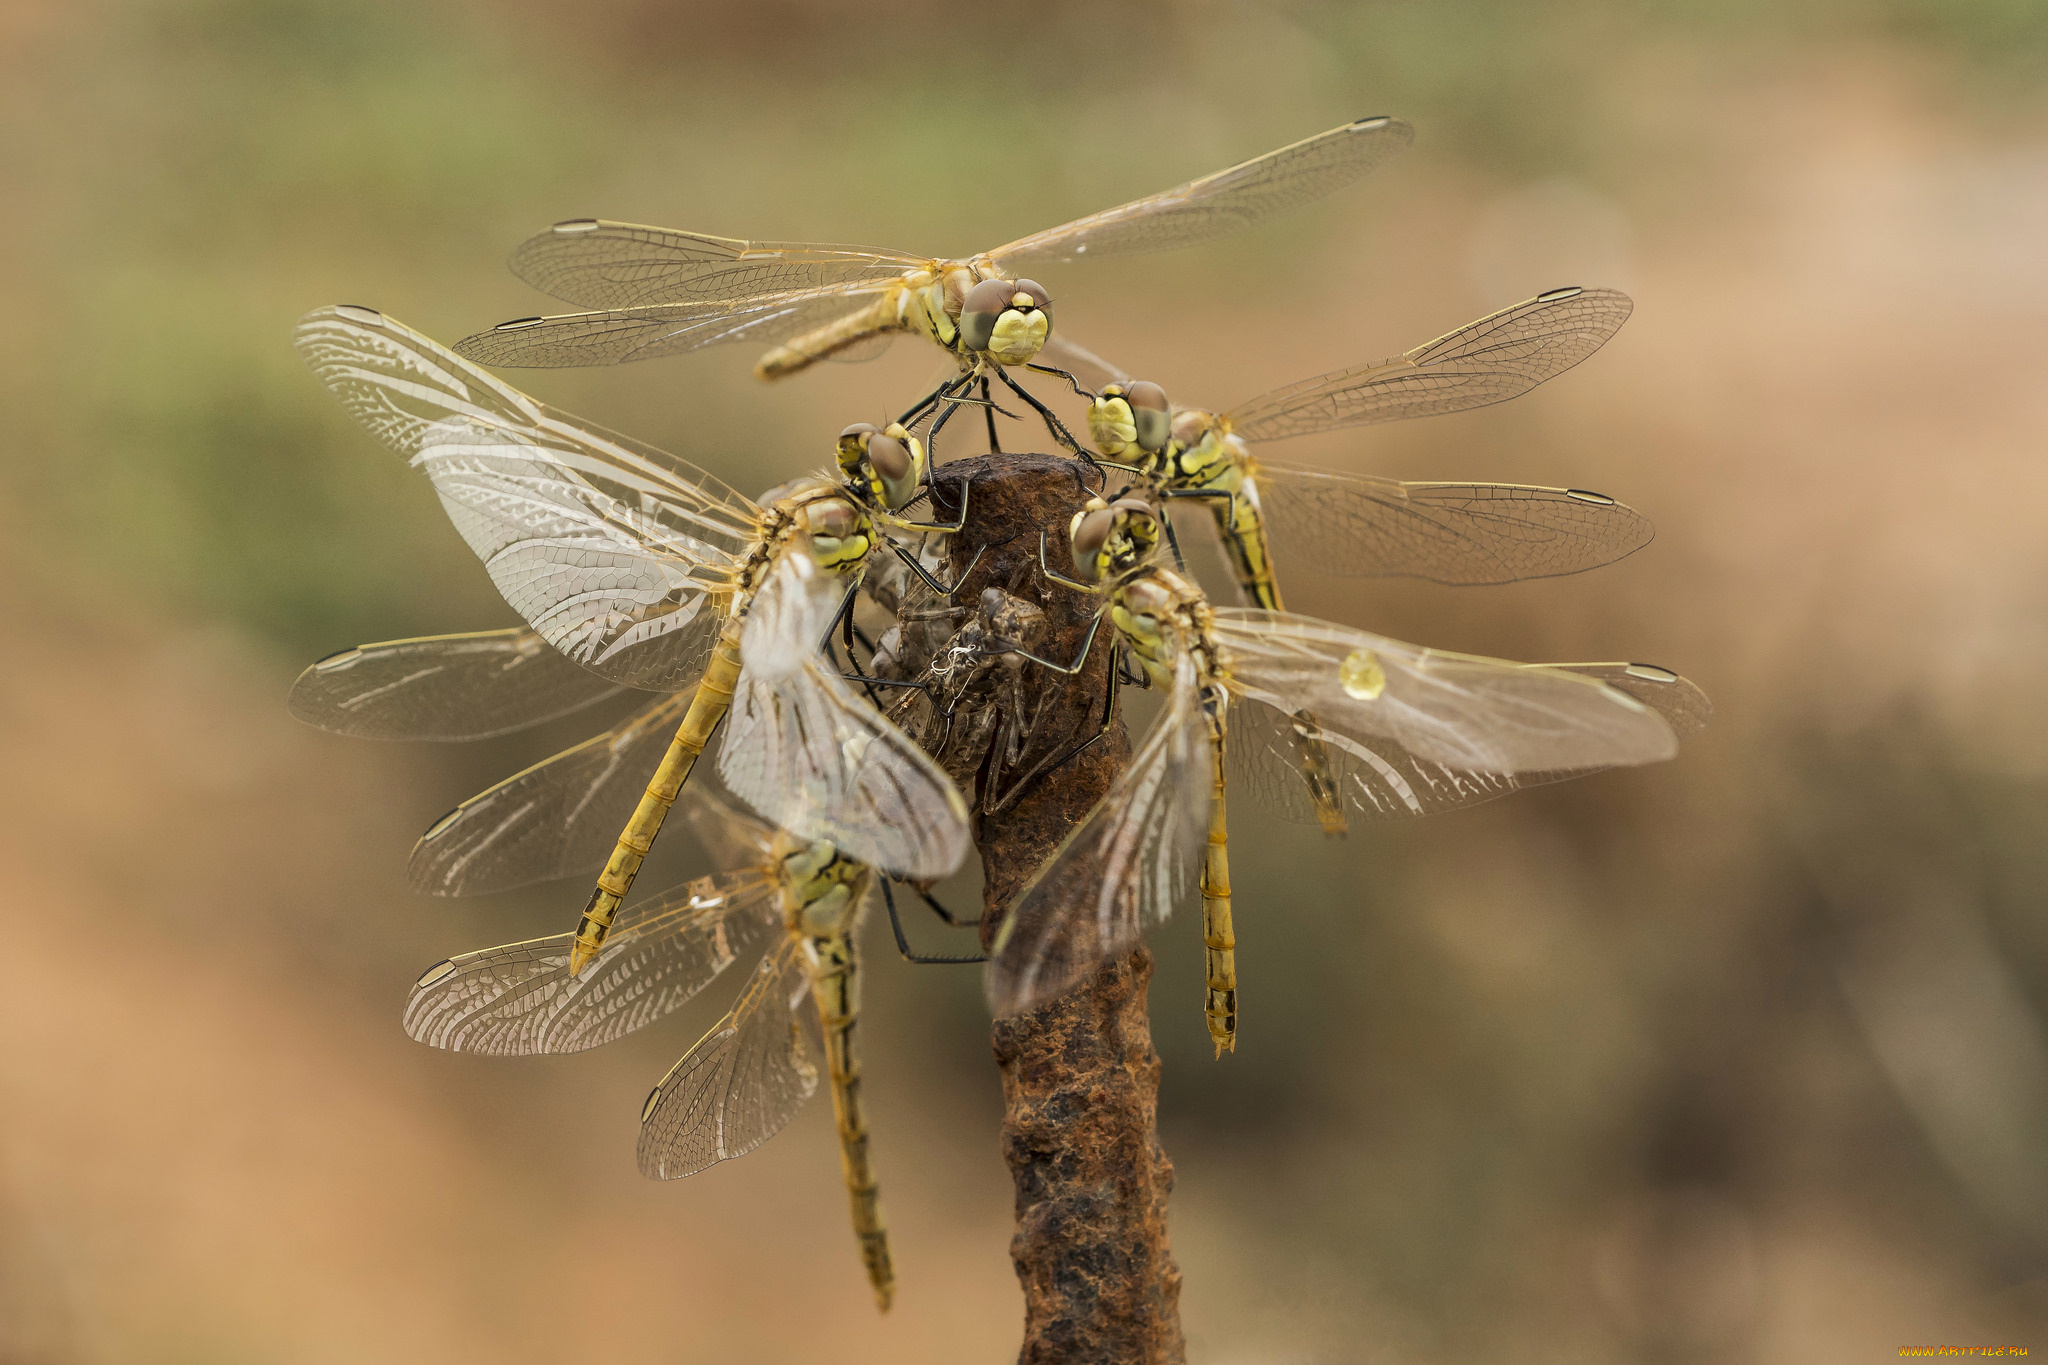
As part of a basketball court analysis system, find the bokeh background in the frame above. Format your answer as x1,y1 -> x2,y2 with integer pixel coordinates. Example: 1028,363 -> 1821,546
4,1 -> 2047,1360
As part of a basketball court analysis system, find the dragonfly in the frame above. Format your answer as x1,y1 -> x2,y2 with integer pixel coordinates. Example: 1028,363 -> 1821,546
403,785 -> 917,1311
1056,285 -> 1647,609
294,305 -> 971,973
451,117 -> 1415,454
987,498 -> 1706,1055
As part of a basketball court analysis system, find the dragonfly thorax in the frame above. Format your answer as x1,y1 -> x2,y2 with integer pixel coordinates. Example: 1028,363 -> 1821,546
1109,569 -> 1208,690
788,491 -> 874,573
774,835 -> 868,934
898,262 -> 978,353
1152,409 -> 1240,489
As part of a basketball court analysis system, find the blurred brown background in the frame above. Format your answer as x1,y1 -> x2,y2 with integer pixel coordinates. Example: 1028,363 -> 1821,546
3,0 -> 2047,1360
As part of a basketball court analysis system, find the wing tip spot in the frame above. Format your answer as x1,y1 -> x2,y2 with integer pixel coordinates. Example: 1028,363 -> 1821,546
419,805 -> 464,841
1537,285 -> 1585,302
1564,489 -> 1615,505
1624,663 -> 1680,683
415,959 -> 458,989
334,304 -> 384,324
495,316 -> 546,332
552,218 -> 601,234
310,647 -> 363,673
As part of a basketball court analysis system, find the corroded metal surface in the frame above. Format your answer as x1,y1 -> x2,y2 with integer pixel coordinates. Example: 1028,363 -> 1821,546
945,452 -> 1186,1365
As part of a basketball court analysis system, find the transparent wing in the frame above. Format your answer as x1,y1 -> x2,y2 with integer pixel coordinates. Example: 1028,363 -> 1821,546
449,284 -> 897,370
638,935 -> 823,1180
1224,287 -> 1633,442
1213,610 -> 1678,822
287,628 -> 625,741
402,867 -> 783,1056
296,306 -> 758,689
1246,461 -> 1653,585
988,116 -> 1414,268
507,218 -> 926,309
719,552 -> 972,879
986,650 -> 1211,1017
407,691 -> 690,896
1032,332 -> 1133,393
1548,662 -> 1713,741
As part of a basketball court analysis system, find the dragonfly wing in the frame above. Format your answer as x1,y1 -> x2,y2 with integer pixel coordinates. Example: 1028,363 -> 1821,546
402,868 -> 783,1056
1213,609 -> 1678,821
987,651 -> 1210,1017
296,306 -> 756,689
1248,461 -> 1653,585
719,553 -> 972,879
1226,287 -> 1634,442
508,219 -> 924,309
288,628 -> 625,740
989,116 -> 1414,269
638,936 -> 823,1180
408,692 -> 689,896
1547,662 -> 1713,741
449,285 -> 895,369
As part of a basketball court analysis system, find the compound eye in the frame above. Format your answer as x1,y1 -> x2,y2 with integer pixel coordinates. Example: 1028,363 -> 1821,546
839,421 -> 878,443
1012,278 -> 1051,310
959,277 -> 1012,352
1125,381 -> 1171,453
865,432 -> 911,482
1125,381 -> 1167,414
1069,506 -> 1115,578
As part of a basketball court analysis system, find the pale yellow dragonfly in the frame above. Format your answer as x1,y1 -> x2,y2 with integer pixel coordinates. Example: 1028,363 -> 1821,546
1057,285 -> 1646,610
404,785 -> 906,1311
450,117 -> 1413,447
294,306 -> 970,971
988,499 -> 1709,1055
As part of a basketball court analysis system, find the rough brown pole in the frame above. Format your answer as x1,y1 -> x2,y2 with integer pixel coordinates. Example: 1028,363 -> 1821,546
938,452 -> 1187,1365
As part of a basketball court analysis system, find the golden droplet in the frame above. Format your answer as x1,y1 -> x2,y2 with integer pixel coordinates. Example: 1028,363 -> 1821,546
1340,648 -> 1387,700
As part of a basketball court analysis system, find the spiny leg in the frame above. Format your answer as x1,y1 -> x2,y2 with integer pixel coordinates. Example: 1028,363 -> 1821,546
990,364 -> 1089,462
881,880 -> 986,965
980,375 -> 1001,454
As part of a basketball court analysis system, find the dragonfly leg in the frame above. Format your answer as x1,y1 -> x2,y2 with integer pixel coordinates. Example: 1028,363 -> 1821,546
1023,361 -> 1096,400
981,376 -> 1002,454
882,879 -> 986,965
986,637 -> 1121,814
1034,528 -> 1109,597
896,372 -> 968,430
1002,606 -> 1103,675
990,364 -> 1089,463
891,473 -> 975,536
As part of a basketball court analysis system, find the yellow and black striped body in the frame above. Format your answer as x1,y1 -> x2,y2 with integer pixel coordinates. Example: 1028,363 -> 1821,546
1144,421 -> 1347,836
1107,568 -> 1240,1055
778,839 -> 895,1311
754,260 -> 981,382
569,489 -> 876,974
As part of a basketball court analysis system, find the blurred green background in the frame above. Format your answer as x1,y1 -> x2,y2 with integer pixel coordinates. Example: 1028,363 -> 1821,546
4,1 -> 2048,1360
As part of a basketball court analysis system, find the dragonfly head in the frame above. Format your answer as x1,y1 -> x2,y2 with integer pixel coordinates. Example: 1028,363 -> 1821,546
837,421 -> 928,512
799,493 -> 874,572
1086,380 -> 1171,459
1068,496 -> 1162,582
960,276 -> 1052,364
